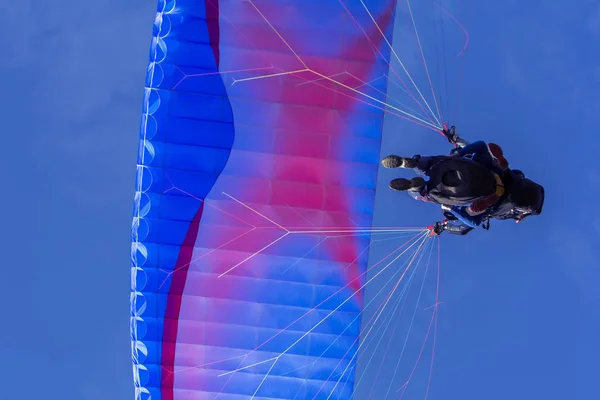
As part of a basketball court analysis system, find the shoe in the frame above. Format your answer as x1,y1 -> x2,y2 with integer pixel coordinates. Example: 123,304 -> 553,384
389,177 -> 426,192
381,155 -> 418,169
487,143 -> 509,170
467,193 -> 499,215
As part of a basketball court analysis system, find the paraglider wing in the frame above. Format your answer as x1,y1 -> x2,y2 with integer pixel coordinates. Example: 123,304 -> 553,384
131,1 -> 401,399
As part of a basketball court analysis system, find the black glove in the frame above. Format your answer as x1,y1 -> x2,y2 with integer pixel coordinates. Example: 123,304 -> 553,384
432,220 -> 446,236
442,125 -> 458,145
448,147 -> 461,156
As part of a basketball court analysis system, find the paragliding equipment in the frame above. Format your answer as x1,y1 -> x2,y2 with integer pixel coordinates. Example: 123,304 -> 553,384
129,1 -> 494,399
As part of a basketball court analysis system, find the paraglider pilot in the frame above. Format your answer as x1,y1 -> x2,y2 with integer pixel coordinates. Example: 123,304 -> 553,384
381,126 -> 544,235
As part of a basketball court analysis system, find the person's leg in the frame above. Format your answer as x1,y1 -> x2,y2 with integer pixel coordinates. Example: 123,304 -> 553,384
466,193 -> 499,215
407,188 -> 430,203
381,155 -> 446,176
388,177 -> 426,192
414,155 -> 446,176
455,140 -> 488,157
381,155 -> 418,169
487,143 -> 509,170
460,141 -> 508,172
443,222 -> 474,235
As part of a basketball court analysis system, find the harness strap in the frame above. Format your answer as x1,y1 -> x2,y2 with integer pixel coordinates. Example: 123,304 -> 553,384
494,173 -> 505,197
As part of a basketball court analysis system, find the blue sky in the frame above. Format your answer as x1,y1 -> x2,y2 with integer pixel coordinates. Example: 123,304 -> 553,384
1,1 -> 599,399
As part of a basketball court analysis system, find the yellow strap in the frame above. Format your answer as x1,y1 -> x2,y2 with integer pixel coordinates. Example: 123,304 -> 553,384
494,174 -> 505,197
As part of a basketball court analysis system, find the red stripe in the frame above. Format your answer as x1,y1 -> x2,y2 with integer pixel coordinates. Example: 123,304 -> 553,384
160,203 -> 205,400
161,2 -> 222,397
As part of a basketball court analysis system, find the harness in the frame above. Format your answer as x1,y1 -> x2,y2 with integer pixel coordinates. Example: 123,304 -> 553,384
487,173 -> 544,223
426,157 -> 502,206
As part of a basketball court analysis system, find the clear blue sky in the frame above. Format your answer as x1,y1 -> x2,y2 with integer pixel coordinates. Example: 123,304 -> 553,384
1,1 -> 598,399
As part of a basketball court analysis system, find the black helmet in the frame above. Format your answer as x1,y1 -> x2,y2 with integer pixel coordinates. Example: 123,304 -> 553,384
510,178 -> 544,220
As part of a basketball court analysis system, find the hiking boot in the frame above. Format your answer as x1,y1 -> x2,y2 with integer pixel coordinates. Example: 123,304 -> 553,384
381,155 -> 418,169
389,177 -> 426,192
488,143 -> 509,170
